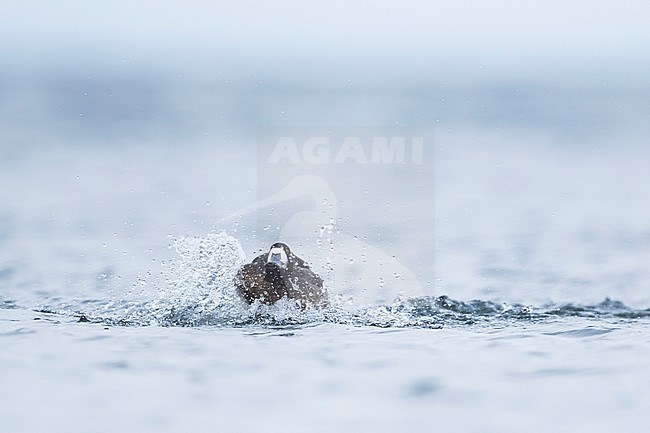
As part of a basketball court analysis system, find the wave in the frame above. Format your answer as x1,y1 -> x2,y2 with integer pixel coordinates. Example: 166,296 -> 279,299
7,295 -> 648,330
2,232 -> 649,329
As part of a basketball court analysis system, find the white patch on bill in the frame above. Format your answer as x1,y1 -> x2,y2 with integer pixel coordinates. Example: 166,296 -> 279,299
267,246 -> 288,267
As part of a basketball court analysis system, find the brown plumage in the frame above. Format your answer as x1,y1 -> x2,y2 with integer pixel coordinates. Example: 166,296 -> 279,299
235,243 -> 328,308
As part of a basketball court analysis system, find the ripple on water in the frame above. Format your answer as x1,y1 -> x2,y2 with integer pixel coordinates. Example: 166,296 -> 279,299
544,327 -> 616,338
0,327 -> 37,337
9,233 -> 650,330
20,294 -> 650,331
0,298 -> 20,310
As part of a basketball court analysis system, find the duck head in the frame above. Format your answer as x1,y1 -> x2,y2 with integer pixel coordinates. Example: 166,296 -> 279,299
266,242 -> 290,268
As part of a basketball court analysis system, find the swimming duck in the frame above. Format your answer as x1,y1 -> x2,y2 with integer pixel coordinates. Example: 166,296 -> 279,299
235,243 -> 328,308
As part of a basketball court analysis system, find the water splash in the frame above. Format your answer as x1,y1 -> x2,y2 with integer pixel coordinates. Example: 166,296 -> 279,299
162,231 -> 245,306
316,217 -> 336,287
23,294 -> 650,330
28,231 -> 249,326
10,231 -> 650,329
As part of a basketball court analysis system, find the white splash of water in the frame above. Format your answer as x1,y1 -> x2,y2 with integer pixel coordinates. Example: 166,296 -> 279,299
316,217 -> 337,284
161,231 -> 246,307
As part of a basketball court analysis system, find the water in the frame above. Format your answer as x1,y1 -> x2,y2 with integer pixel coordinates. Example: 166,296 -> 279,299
2,300 -> 650,433
3,3 -> 650,430
3,137 -> 650,433
2,223 -> 650,433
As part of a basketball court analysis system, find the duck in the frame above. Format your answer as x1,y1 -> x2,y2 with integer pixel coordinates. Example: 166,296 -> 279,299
235,243 -> 328,308
219,175 -> 425,303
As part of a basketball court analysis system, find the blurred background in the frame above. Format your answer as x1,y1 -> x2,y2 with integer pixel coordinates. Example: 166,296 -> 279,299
1,0 -> 649,306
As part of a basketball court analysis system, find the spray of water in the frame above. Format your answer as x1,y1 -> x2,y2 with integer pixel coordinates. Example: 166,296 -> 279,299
24,231 -> 650,329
